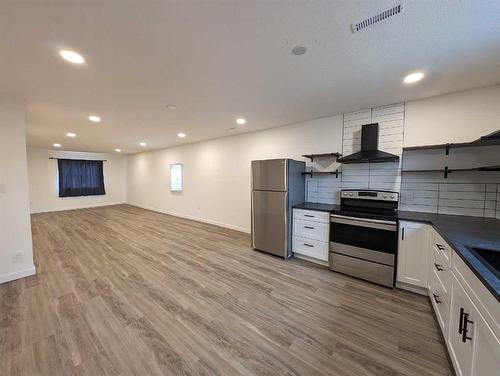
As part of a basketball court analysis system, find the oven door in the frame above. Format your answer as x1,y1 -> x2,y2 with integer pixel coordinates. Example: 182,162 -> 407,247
330,214 -> 397,265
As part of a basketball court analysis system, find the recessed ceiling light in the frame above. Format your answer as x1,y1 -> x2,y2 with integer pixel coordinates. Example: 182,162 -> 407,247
66,132 -> 76,138
115,148 -> 121,152
292,46 -> 307,55
177,132 -> 186,138
236,118 -> 246,125
60,50 -> 85,64
139,142 -> 147,146
53,143 -> 61,147
166,105 -> 177,110
403,72 -> 424,84
88,115 -> 101,122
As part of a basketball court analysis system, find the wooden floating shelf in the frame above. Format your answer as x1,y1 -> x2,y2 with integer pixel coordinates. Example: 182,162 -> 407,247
402,165 -> 500,178
302,152 -> 342,162
302,170 -> 341,178
403,130 -> 500,155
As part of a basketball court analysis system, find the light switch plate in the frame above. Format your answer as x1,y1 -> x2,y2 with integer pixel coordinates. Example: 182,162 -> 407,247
0,184 -> 6,194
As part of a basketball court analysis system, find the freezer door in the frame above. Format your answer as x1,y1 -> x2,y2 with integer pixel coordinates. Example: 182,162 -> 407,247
251,159 -> 288,191
251,190 -> 288,257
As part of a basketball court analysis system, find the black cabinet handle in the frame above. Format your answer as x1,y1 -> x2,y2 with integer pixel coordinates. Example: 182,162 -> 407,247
459,307 -> 465,334
434,263 -> 443,271
304,214 -> 315,218
462,311 -> 473,343
436,243 -> 445,251
401,227 -> 405,240
304,226 -> 314,229
432,293 -> 441,304
303,243 -> 314,248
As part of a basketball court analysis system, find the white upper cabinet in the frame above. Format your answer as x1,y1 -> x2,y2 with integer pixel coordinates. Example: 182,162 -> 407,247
397,221 -> 430,289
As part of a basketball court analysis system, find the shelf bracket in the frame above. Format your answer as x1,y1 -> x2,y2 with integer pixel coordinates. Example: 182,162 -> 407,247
334,169 -> 339,178
444,166 -> 449,179
445,144 -> 450,156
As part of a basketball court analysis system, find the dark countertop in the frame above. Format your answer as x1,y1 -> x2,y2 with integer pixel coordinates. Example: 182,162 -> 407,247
399,211 -> 500,301
293,202 -> 340,212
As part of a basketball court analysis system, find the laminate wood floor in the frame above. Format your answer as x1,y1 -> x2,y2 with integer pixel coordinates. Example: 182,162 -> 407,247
1,205 -> 453,376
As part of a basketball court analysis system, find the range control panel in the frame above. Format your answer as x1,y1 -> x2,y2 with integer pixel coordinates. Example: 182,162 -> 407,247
341,190 -> 399,202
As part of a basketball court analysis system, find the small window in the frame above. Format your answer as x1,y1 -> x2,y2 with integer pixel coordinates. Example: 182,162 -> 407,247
170,163 -> 183,192
57,159 -> 105,197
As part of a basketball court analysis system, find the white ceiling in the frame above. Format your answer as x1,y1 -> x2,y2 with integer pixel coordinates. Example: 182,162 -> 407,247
1,0 -> 499,154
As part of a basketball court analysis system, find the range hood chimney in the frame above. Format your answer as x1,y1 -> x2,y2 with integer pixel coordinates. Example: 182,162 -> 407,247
337,123 -> 400,164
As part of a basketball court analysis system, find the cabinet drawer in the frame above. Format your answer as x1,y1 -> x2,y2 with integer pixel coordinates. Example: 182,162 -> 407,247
293,209 -> 329,224
293,236 -> 328,261
293,218 -> 329,241
431,246 -> 451,293
429,267 -> 450,335
433,230 -> 451,266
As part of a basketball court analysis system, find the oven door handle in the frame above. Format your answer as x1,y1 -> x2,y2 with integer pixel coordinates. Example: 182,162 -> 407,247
330,214 -> 397,231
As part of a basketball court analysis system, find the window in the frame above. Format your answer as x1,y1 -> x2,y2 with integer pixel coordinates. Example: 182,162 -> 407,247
57,159 -> 105,197
170,163 -> 183,192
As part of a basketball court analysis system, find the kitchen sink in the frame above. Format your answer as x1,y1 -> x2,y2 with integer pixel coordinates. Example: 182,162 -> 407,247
468,247 -> 500,278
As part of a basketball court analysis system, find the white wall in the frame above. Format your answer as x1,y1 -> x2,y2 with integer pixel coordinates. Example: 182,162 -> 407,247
0,96 -> 35,283
405,85 -> 500,147
27,149 -> 126,213
127,116 -> 344,232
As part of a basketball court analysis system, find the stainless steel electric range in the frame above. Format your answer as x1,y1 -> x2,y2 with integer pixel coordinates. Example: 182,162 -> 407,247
329,189 -> 399,288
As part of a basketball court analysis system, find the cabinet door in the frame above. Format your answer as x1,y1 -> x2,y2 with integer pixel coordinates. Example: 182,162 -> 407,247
472,308 -> 500,376
397,221 -> 430,288
448,274 -> 475,376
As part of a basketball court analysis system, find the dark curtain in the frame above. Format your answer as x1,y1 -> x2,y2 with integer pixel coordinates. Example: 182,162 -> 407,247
58,159 -> 105,197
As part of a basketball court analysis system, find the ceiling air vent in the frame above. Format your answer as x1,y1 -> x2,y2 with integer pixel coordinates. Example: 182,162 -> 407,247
351,4 -> 403,33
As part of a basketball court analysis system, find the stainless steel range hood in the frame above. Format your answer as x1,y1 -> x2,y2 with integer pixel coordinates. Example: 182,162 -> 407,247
338,123 -> 400,164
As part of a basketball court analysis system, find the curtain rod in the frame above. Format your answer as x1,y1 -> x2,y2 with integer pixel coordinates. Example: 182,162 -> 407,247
48,157 -> 107,162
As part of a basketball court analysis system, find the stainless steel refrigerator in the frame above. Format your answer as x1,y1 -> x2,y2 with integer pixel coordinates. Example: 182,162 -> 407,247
251,159 -> 305,258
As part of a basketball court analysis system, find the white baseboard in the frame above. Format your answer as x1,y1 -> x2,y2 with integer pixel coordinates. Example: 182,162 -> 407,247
31,201 -> 125,214
396,281 -> 428,295
127,202 -> 251,234
293,253 -> 330,267
0,265 -> 36,284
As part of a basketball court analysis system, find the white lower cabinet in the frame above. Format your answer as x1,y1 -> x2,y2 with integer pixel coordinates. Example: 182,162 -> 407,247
397,221 -> 430,289
400,221 -> 499,376
429,266 -> 450,334
448,273 -> 500,376
472,312 -> 500,376
292,236 -> 328,261
448,274 -> 475,376
292,209 -> 329,263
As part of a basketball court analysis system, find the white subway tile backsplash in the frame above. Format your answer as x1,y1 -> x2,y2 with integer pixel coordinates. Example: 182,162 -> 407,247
439,183 -> 486,192
401,182 -> 439,191
343,109 -> 372,122
485,201 -> 496,209
485,209 -> 496,218
439,191 -> 486,200
371,103 -> 404,116
485,192 -> 497,201
400,204 -> 437,213
438,207 -> 485,217
486,184 -> 497,192
371,112 -> 404,123
438,199 -> 485,209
